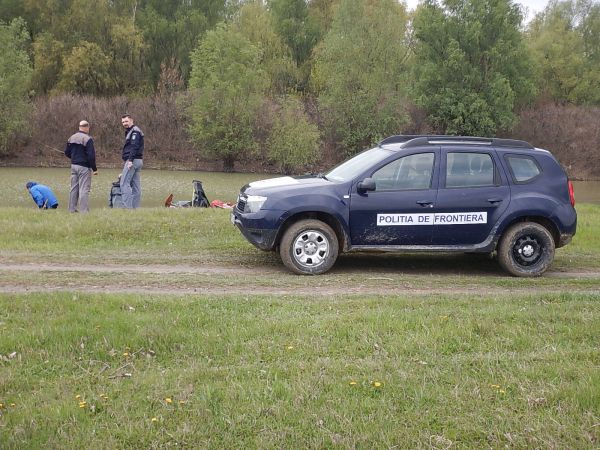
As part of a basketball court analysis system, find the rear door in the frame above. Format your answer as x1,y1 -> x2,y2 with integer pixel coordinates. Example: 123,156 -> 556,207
349,149 -> 440,246
431,148 -> 510,246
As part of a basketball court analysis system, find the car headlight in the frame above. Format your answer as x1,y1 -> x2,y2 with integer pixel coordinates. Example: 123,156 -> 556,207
245,195 -> 268,213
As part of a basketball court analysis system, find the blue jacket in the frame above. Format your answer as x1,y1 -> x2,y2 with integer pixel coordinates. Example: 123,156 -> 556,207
65,131 -> 97,171
122,125 -> 144,162
26,182 -> 59,209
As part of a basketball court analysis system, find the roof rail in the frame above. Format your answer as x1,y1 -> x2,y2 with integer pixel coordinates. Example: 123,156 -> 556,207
379,135 -> 534,149
378,135 -> 426,145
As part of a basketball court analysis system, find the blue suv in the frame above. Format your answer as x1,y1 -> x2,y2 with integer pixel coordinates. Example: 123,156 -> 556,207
232,135 -> 577,276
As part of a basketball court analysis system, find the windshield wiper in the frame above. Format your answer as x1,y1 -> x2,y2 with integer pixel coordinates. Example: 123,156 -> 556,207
317,172 -> 329,180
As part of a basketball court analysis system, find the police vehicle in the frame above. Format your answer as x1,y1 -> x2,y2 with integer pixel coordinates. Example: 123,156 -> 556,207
232,135 -> 577,277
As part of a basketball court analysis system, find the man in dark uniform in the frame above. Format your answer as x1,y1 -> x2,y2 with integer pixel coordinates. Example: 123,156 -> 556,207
65,120 -> 97,213
119,114 -> 144,209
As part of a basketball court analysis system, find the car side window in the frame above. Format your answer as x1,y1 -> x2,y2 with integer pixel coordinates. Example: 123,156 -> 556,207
506,155 -> 541,183
372,153 -> 434,191
445,152 -> 495,188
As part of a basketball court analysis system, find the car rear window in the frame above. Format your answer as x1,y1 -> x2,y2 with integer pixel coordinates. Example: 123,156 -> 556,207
445,152 -> 495,188
506,155 -> 541,183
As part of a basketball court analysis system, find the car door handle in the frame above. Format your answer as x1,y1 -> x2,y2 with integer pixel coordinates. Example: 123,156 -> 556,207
417,200 -> 434,208
487,198 -> 503,204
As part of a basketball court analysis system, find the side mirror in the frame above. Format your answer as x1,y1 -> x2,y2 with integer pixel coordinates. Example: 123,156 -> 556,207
357,177 -> 376,192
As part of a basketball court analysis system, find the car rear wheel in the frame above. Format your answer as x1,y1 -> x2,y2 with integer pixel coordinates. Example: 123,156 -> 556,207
498,222 -> 555,277
279,219 -> 339,275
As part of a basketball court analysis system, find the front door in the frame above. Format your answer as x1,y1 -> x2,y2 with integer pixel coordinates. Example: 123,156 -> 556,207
349,151 -> 439,246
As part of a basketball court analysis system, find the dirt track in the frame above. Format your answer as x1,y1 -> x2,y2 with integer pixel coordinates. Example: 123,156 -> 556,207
1,262 -> 599,296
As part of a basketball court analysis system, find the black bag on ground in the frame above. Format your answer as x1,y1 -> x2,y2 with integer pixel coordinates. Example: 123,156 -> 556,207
192,180 -> 209,207
109,180 -> 124,208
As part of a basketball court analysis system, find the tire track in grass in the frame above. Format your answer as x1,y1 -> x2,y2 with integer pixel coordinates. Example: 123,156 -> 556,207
1,263 -> 599,296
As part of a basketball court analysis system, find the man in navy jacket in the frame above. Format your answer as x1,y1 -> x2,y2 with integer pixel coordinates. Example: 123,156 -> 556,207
65,120 -> 97,213
26,181 -> 59,209
119,114 -> 144,209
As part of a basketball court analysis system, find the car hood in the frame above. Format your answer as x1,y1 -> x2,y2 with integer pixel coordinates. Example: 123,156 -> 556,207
243,176 -> 334,196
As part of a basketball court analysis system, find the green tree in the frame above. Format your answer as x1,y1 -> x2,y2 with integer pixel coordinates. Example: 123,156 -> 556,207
235,1 -> 297,95
269,0 -> 322,89
308,0 -> 340,37
1,0 -> 228,95
528,0 -> 600,105
55,41 -> 113,95
313,0 -> 411,156
138,6 -> 210,90
188,23 -> 268,171
31,33 -> 64,95
269,0 -> 320,66
0,18 -> 32,156
268,96 -> 320,174
108,22 -> 149,94
412,0 -> 536,135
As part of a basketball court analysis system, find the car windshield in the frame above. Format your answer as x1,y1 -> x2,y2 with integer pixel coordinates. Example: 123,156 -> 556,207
326,147 -> 394,182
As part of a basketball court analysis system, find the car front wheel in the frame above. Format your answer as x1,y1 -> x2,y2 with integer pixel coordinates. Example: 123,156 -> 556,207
279,219 -> 339,275
498,222 -> 555,277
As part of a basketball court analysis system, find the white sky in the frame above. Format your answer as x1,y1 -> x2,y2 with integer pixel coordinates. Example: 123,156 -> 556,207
403,0 -> 549,20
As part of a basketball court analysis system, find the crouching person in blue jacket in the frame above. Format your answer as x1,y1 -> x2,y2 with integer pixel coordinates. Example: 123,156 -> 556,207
26,181 -> 59,209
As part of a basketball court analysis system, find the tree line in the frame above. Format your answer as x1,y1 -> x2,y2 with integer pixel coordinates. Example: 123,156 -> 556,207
1,0 -> 599,176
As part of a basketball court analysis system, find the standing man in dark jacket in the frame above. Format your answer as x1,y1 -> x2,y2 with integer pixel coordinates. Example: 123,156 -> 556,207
119,114 -> 144,209
65,120 -> 97,213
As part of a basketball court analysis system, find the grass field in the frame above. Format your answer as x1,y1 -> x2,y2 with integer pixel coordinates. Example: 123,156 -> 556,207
1,292 -> 599,448
0,203 -> 599,270
1,168 -> 599,448
0,167 -> 272,209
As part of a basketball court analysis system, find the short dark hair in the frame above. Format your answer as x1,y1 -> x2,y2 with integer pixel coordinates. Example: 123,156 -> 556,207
121,114 -> 132,119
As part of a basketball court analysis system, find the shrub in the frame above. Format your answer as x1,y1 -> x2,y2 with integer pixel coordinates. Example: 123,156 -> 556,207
267,97 -> 320,175
0,18 -> 32,156
5,94 -> 196,169
511,102 -> 600,179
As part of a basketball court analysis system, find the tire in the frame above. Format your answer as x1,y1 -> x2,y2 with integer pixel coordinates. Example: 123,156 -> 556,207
498,222 -> 555,277
279,219 -> 339,275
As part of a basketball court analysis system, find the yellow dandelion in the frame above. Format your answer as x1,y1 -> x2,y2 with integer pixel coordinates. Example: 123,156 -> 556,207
372,381 -> 383,388
165,398 -> 173,404
75,395 -> 81,400
499,389 -> 506,394
10,403 -> 16,407
490,384 -> 500,389
286,346 -> 294,350
0,403 -> 4,409
349,381 -> 358,386
151,417 -> 159,423
123,352 -> 130,357
179,400 -> 186,405
79,401 -> 87,408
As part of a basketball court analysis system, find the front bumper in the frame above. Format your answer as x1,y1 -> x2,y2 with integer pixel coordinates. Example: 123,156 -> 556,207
558,233 -> 573,248
231,209 -> 282,251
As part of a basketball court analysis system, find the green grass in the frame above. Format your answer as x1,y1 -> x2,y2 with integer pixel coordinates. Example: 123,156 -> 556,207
1,170 -> 599,448
1,203 -> 600,270
1,292 -> 599,448
0,167 -> 272,209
